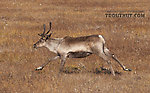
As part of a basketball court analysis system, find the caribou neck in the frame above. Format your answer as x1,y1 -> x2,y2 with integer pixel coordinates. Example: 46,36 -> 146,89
44,38 -> 63,53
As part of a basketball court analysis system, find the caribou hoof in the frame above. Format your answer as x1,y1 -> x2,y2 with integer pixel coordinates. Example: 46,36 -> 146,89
128,68 -> 132,71
35,66 -> 43,71
124,68 -> 132,71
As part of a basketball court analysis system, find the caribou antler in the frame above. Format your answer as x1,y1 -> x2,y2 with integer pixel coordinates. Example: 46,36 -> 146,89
38,24 -> 46,37
46,22 -> 52,35
38,22 -> 52,38
45,22 -> 52,38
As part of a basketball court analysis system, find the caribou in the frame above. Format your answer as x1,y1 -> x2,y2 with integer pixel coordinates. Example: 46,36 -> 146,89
33,22 -> 131,76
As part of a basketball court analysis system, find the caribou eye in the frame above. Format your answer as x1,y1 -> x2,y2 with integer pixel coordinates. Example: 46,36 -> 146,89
39,38 -> 44,41
39,39 -> 42,42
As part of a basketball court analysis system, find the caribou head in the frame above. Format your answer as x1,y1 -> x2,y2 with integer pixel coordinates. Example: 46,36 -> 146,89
33,22 -> 52,48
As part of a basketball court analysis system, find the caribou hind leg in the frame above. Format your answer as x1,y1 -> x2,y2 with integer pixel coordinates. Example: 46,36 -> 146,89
104,47 -> 132,71
107,61 -> 115,76
98,53 -> 115,76
112,55 -> 132,71
93,48 -> 115,75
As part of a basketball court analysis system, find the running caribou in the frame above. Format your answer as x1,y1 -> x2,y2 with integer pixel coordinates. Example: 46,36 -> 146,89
33,22 -> 131,76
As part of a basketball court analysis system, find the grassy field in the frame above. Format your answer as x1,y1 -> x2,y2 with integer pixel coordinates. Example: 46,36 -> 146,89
0,0 -> 150,93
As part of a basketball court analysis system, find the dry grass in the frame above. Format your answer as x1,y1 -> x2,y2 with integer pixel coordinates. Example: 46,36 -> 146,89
0,0 -> 150,93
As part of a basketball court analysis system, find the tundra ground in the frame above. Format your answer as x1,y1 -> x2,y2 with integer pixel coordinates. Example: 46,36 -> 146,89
0,0 -> 150,93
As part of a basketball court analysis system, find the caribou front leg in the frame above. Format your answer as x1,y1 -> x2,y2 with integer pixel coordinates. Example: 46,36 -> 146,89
35,56 -> 59,70
59,57 -> 66,73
